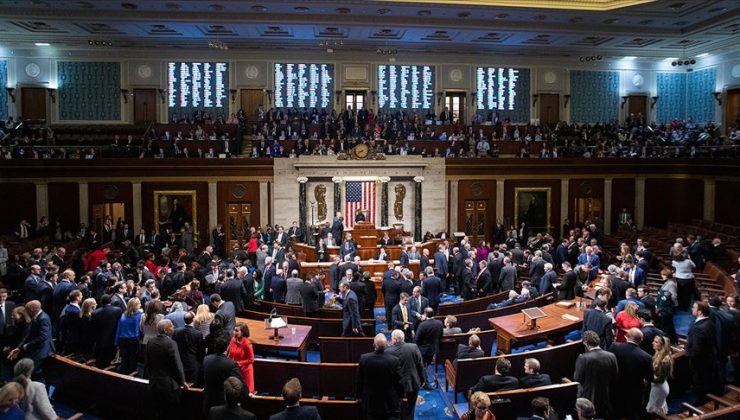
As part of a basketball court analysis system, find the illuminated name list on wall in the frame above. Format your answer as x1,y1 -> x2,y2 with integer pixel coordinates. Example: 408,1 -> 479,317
476,67 -> 521,111
167,62 -> 228,112
274,63 -> 334,109
378,65 -> 435,109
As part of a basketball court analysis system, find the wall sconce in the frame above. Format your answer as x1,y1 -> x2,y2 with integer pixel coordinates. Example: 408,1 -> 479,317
370,90 -> 377,106
230,89 -> 237,104
650,96 -> 659,109
532,94 -> 539,107
620,96 -> 628,109
120,89 -> 129,104
436,92 -> 443,106
5,87 -> 15,103
712,92 -> 722,106
563,94 -> 571,109
157,88 -> 166,104
47,88 -> 56,103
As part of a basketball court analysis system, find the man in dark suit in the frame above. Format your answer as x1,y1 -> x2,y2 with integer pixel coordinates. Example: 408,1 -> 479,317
408,286 -> 429,331
217,269 -> 248,312
0,289 -> 16,349
210,294 -> 236,334
24,264 -> 42,303
687,301 -> 722,404
399,247 -> 410,269
356,334 -> 403,420
209,377 -> 256,420
414,307 -> 444,389
212,225 -> 225,257
555,262 -> 578,300
202,337 -> 244,413
519,358 -> 552,388
499,257 -> 517,292
461,259 -> 476,300
331,213 -> 344,243
709,296 -> 736,385
90,294 -> 122,368
469,358 -> 519,395
172,312 -> 205,383
339,281 -> 362,336
300,276 -> 321,318
8,300 -> 55,380
434,244 -> 449,290
146,319 -> 186,418
454,334 -> 484,369
420,267 -> 441,312
391,293 -> 414,342
528,252 -> 546,291
287,221 -> 303,243
383,267 -> 402,322
269,378 -> 319,420
637,310 -> 664,355
476,260 -> 493,296
574,330 -> 618,419
262,257 -> 276,301
270,269 -> 287,303
608,328 -> 652,419
582,299 -> 614,349
349,274 -> 368,315
516,397 -> 551,420
387,329 -> 425,420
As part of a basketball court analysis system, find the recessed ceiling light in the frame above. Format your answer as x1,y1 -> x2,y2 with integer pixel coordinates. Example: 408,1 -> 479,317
696,53 -> 709,57
34,42 -> 50,46
623,56 -> 637,59
664,57 -> 678,61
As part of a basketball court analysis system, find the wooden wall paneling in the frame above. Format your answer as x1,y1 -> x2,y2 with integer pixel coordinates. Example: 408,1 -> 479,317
141,182 -> 209,248
503,180 -> 561,236
644,178 -> 704,228
21,87 -> 47,121
714,181 -> 740,226
88,182 -> 133,234
610,178 -> 636,233
457,180 -> 496,242
567,179 -> 605,226
48,183 -> 80,233
217,181 -> 261,248
0,183 -> 36,235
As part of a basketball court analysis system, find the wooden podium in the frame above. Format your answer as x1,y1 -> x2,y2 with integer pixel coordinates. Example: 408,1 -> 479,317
353,222 -> 379,260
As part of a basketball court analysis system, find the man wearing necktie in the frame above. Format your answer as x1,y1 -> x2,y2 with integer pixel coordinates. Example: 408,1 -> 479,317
392,293 -> 414,342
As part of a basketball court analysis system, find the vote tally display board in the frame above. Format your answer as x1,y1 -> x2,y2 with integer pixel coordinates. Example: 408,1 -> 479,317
273,63 -> 334,109
378,64 -> 435,110
167,62 -> 229,113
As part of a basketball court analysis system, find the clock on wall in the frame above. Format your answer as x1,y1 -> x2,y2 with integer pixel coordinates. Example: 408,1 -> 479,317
24,62 -> 41,79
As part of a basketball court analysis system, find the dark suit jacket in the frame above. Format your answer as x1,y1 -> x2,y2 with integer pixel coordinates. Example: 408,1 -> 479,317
582,308 -> 614,349
470,374 -> 519,394
268,405 -> 320,420
434,251 -> 448,277
640,324 -> 665,355
91,305 -> 122,350
262,265 -> 275,300
216,301 -> 236,334
146,334 -> 186,398
519,373 -> 552,389
0,300 -> 16,342
454,344 -> 484,369
111,294 -> 127,313
202,353 -> 243,412
341,290 -> 361,334
414,318 -> 443,363
300,281 -> 321,314
557,270 -> 577,300
408,295 -> 429,325
20,311 -> 55,365
574,348 -> 618,419
382,277 -> 402,308
356,350 -> 403,419
349,280 -> 367,312
687,317 -> 720,388
271,275 -> 287,303
391,303 -> 414,333
209,405 -> 256,420
386,342 -> 425,393
499,265 -> 517,292
528,259 -> 546,290
421,276 -> 442,306
608,342 -> 652,417
172,325 -> 205,382
462,269 -> 475,299
218,279 -> 248,312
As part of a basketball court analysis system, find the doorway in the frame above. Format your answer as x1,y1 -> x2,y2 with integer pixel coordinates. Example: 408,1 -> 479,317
539,94 -> 560,127
627,95 -> 648,123
463,200 -> 487,244
91,203 -> 125,233
726,88 -> 740,132
21,87 -> 48,121
345,90 -> 366,113
573,198 -> 602,226
240,89 -> 264,121
225,203 -> 253,250
445,92 -> 466,123
133,88 -> 157,124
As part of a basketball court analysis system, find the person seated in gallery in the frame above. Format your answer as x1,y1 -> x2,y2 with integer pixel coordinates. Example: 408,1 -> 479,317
486,288 -> 530,310
378,231 -> 393,246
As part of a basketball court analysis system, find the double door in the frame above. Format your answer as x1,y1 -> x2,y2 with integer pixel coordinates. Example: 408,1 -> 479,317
226,203 -> 253,250
464,200 -> 487,244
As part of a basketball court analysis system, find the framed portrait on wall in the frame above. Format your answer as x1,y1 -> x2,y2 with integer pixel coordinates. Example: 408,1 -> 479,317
514,188 -> 551,232
153,190 -> 196,234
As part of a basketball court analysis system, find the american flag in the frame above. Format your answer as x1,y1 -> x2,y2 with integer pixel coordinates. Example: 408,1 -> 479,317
345,180 -> 376,228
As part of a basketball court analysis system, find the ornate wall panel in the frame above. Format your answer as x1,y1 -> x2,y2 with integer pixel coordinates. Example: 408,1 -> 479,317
570,70 -> 619,123
58,61 -> 121,121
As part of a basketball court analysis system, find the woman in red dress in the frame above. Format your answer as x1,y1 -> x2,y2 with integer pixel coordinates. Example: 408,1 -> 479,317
228,322 -> 255,394
615,301 -> 642,342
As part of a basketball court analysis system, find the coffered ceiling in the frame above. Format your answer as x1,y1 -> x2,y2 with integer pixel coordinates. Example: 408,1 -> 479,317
0,0 -> 738,58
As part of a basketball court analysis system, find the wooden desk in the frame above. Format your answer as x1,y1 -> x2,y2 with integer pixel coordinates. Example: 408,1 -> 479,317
236,317 -> 311,361
488,301 -> 584,354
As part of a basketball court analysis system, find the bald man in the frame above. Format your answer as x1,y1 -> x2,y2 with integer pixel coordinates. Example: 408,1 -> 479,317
9,300 -> 55,380
608,328 -> 652,419
357,334 -> 403,420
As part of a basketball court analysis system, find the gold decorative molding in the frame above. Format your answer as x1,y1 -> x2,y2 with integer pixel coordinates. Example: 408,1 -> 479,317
379,0 -> 656,11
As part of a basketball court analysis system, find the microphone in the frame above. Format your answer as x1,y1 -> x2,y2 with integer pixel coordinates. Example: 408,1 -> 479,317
269,307 -> 277,322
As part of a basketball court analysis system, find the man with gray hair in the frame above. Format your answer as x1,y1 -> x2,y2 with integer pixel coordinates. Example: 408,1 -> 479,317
387,330 -> 425,420
357,333 -> 403,420
285,269 -> 303,306
145,318 -> 186,417
539,263 -> 557,295
165,301 -> 187,329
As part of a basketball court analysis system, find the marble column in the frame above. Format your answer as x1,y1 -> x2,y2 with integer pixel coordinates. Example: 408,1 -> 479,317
259,181 -> 269,226
635,177 -> 646,229
297,177 -> 308,237
79,182 -> 89,225
560,179 -> 569,233
703,179 -> 715,222
208,182 -> 218,231
603,178 -> 613,236
35,182 -> 48,223
379,177 -> 390,227
414,176 -> 424,242
132,182 -> 142,230
449,180 -> 459,233
332,177 -> 342,218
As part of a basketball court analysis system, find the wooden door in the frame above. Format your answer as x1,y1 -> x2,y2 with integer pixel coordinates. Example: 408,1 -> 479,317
21,87 -> 47,121
240,89 -> 264,121
539,94 -> 559,127
573,198 -> 602,226
463,200 -> 487,244
726,88 -> 740,132
627,95 -> 647,123
133,88 -> 157,124
226,203 -> 253,250
445,92 -> 466,123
